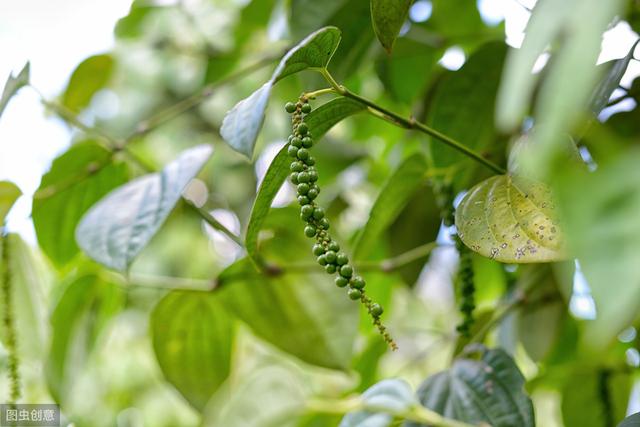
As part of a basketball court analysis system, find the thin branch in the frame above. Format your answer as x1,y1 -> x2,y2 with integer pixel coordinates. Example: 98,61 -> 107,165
184,198 -> 244,247
104,271 -> 215,292
318,69 -> 506,175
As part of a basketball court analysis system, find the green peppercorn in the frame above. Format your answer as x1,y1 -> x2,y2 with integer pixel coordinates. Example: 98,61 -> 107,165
324,250 -> 337,264
298,122 -> 309,135
304,225 -> 317,237
370,304 -> 383,317
317,255 -> 327,266
328,241 -> 340,252
351,276 -> 365,289
297,183 -> 310,195
312,207 -> 325,220
310,184 -> 320,194
290,161 -> 304,172
297,195 -> 310,205
291,137 -> 302,148
287,145 -> 298,157
298,171 -> 310,183
302,137 -> 313,148
319,218 -> 330,229
336,252 -> 348,265
297,148 -> 309,160
304,156 -> 316,166
301,204 -> 314,217
285,102 -> 296,113
312,244 -> 325,256
325,264 -> 337,274
348,288 -> 361,300
335,277 -> 348,287
290,173 -> 299,184
301,103 -> 311,114
308,169 -> 318,182
307,188 -> 318,200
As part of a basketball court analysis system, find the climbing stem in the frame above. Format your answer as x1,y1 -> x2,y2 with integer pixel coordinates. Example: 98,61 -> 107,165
184,199 -> 244,247
318,68 -> 505,175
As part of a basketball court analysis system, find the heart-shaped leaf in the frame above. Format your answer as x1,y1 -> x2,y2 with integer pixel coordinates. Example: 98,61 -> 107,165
0,62 -> 29,120
33,141 -> 129,267
244,97 -> 364,267
220,27 -> 341,159
62,54 -> 115,112
406,347 -> 534,427
370,0 -> 413,53
340,379 -> 416,427
455,174 -> 566,263
76,145 -> 213,271
151,290 -> 234,412
0,181 -> 21,224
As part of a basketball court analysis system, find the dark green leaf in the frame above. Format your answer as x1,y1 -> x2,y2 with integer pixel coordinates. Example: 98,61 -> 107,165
407,347 -> 534,427
370,0 -> 413,53
340,379 -> 415,427
0,181 -> 21,224
375,39 -> 439,103
33,141 -> 128,267
305,97 -> 366,140
0,62 -> 29,120
76,145 -> 213,271
427,42 -> 507,191
62,54 -> 114,112
218,258 -> 358,370
354,153 -> 428,260
151,291 -> 234,411
455,174 -> 566,263
220,27 -> 341,159
46,275 -> 123,404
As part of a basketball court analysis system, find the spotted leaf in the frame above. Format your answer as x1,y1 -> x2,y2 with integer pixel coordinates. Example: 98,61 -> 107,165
455,175 -> 566,263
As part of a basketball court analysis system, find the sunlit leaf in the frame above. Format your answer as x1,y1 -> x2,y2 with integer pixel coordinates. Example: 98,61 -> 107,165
62,54 -> 114,112
46,275 -> 123,404
151,291 -> 234,412
340,379 -> 415,427
0,62 -> 29,120
76,145 -> 213,271
455,174 -> 566,263
0,181 -> 21,223
33,141 -> 128,267
406,347 -> 534,427
220,27 -> 341,159
370,0 -> 413,53
354,153 -> 428,260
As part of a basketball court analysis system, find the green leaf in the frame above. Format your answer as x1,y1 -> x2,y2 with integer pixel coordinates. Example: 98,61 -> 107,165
562,369 -> 631,427
46,275 -> 123,404
407,347 -> 535,427
218,258 -> 358,370
245,97 -> 365,267
354,153 -> 427,260
33,141 -> 128,267
0,62 -> 29,120
151,290 -> 234,412
619,413 -> 640,427
220,27 -> 341,159
427,42 -> 507,191
304,97 -> 366,140
375,39 -> 439,103
496,0 -> 625,178
114,3 -> 160,39
589,39 -> 640,115
203,365 -> 308,427
555,150 -> 640,347
370,0 -> 413,53
62,54 -> 114,112
340,379 -> 415,427
455,174 -> 566,263
0,181 -> 21,224
0,234 -> 50,360
76,144 -> 213,271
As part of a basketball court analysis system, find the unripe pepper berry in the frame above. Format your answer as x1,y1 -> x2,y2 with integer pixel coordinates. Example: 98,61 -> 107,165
290,173 -> 299,184
297,183 -> 310,195
340,264 -> 353,278
304,225 -> 317,237
297,148 -> 310,160
325,264 -> 337,274
301,103 -> 311,114
307,188 -> 318,200
297,195 -> 310,205
348,288 -> 361,300
304,156 -> 316,166
336,252 -> 348,265
291,161 -> 304,172
335,277 -> 348,287
285,102 -> 296,113
287,145 -> 299,157
297,122 -> 309,135
351,276 -> 365,289
370,304 -> 383,317
298,171 -> 310,183
324,250 -> 337,264
328,241 -> 340,252
300,204 -> 314,217
312,244 -> 325,256
302,137 -> 313,148
317,255 -> 327,266
291,137 -> 302,148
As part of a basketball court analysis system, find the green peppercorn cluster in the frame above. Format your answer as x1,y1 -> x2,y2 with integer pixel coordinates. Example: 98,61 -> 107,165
455,235 -> 475,337
1,234 -> 21,403
285,98 -> 395,349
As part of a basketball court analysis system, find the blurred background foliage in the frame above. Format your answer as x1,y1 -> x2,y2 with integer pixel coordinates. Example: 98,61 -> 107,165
2,0 -> 640,426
